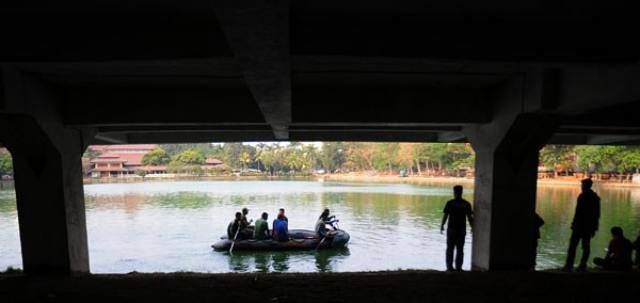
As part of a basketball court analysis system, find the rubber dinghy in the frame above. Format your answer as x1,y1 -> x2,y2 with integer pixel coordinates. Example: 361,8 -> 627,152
212,229 -> 350,251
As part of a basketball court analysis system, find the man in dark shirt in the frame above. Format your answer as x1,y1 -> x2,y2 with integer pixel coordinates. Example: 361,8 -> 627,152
441,185 -> 474,271
593,226 -> 633,271
227,212 -> 243,239
564,178 -> 601,272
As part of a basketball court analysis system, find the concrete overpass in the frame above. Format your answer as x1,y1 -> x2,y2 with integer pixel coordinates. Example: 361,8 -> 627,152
1,1 -> 640,275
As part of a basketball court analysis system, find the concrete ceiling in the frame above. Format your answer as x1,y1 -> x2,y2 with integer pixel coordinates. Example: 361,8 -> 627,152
1,1 -> 639,144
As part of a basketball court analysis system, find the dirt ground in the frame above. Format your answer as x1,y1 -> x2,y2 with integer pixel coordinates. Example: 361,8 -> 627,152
1,270 -> 639,303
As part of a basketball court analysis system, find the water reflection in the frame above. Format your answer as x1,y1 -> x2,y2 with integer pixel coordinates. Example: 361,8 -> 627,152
315,248 -> 350,272
224,248 -> 350,273
1,180 -> 640,272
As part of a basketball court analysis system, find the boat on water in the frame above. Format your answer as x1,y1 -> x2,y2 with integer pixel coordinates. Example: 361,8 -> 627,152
212,229 -> 350,251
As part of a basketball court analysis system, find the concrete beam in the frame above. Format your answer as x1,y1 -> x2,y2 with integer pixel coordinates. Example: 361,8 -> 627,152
557,66 -> 640,113
587,135 -> 640,146
215,0 -> 292,140
437,132 -> 466,143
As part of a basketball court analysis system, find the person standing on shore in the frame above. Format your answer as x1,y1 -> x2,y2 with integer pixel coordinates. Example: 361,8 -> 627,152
564,178 -> 601,272
441,185 -> 473,271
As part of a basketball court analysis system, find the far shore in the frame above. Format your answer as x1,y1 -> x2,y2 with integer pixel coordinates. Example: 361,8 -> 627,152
76,173 -> 640,189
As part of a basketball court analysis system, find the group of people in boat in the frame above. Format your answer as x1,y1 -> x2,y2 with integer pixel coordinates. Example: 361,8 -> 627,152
226,207 -> 338,242
442,179 -> 640,272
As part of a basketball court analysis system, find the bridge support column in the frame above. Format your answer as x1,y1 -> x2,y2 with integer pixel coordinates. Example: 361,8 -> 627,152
0,115 -> 90,275
465,114 -> 556,270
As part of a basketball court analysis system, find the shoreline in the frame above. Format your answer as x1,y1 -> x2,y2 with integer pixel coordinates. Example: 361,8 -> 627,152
74,174 -> 640,188
1,270 -> 639,302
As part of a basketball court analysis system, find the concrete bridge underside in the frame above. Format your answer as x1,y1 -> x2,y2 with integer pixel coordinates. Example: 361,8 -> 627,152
1,1 -> 640,275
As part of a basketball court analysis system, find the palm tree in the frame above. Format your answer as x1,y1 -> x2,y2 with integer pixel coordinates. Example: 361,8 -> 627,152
240,151 -> 251,171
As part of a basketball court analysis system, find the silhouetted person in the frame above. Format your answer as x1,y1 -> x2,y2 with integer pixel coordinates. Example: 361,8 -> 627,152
254,212 -> 270,240
315,208 -> 338,238
240,208 -> 250,228
227,212 -> 243,239
564,178 -> 601,272
441,185 -> 473,271
593,226 -> 633,271
239,207 -> 253,239
633,233 -> 640,267
531,213 -> 545,270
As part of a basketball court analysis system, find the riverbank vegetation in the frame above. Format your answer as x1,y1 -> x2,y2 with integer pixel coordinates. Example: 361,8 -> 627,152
136,143 -> 640,180
3,143 -> 640,181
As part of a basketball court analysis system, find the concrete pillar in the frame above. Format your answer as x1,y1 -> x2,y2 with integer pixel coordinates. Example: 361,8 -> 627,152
0,115 -> 90,275
1,69 -> 95,275
466,114 -> 556,270
462,68 -> 563,270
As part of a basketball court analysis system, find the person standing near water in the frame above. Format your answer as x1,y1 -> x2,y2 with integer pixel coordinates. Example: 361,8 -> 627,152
441,185 -> 474,272
564,178 -> 601,272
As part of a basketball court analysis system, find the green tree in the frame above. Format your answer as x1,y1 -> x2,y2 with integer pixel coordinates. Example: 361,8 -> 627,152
0,151 -> 13,176
240,151 -> 252,171
142,147 -> 170,166
222,143 -> 256,169
343,142 -> 375,171
320,142 -> 345,173
540,145 -> 575,177
134,168 -> 147,178
617,146 -> 640,174
372,143 -> 399,173
171,149 -> 205,165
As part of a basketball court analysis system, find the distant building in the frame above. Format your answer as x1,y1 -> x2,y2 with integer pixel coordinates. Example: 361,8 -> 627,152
202,157 -> 224,169
88,144 -> 167,177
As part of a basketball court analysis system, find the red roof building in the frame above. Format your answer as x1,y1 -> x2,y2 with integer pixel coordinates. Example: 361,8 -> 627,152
88,145 -> 166,177
203,158 -> 224,166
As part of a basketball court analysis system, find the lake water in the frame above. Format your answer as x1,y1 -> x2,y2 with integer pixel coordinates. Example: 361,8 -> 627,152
1,180 -> 640,273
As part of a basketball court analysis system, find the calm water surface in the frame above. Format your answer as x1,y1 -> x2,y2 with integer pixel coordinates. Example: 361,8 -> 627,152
1,180 -> 640,273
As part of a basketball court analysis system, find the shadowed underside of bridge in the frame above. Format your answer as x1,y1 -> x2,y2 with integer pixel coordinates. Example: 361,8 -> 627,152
1,0 -> 640,275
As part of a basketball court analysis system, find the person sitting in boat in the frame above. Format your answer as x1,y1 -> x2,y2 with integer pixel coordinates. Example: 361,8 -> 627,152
227,212 -> 244,240
315,208 -> 338,238
277,208 -> 288,222
254,212 -> 270,240
272,213 -> 289,242
239,208 -> 253,239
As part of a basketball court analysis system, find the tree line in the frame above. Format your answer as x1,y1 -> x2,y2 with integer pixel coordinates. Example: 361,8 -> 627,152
151,143 -> 477,176
151,143 -> 640,178
540,145 -> 640,180
2,144 -> 640,178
